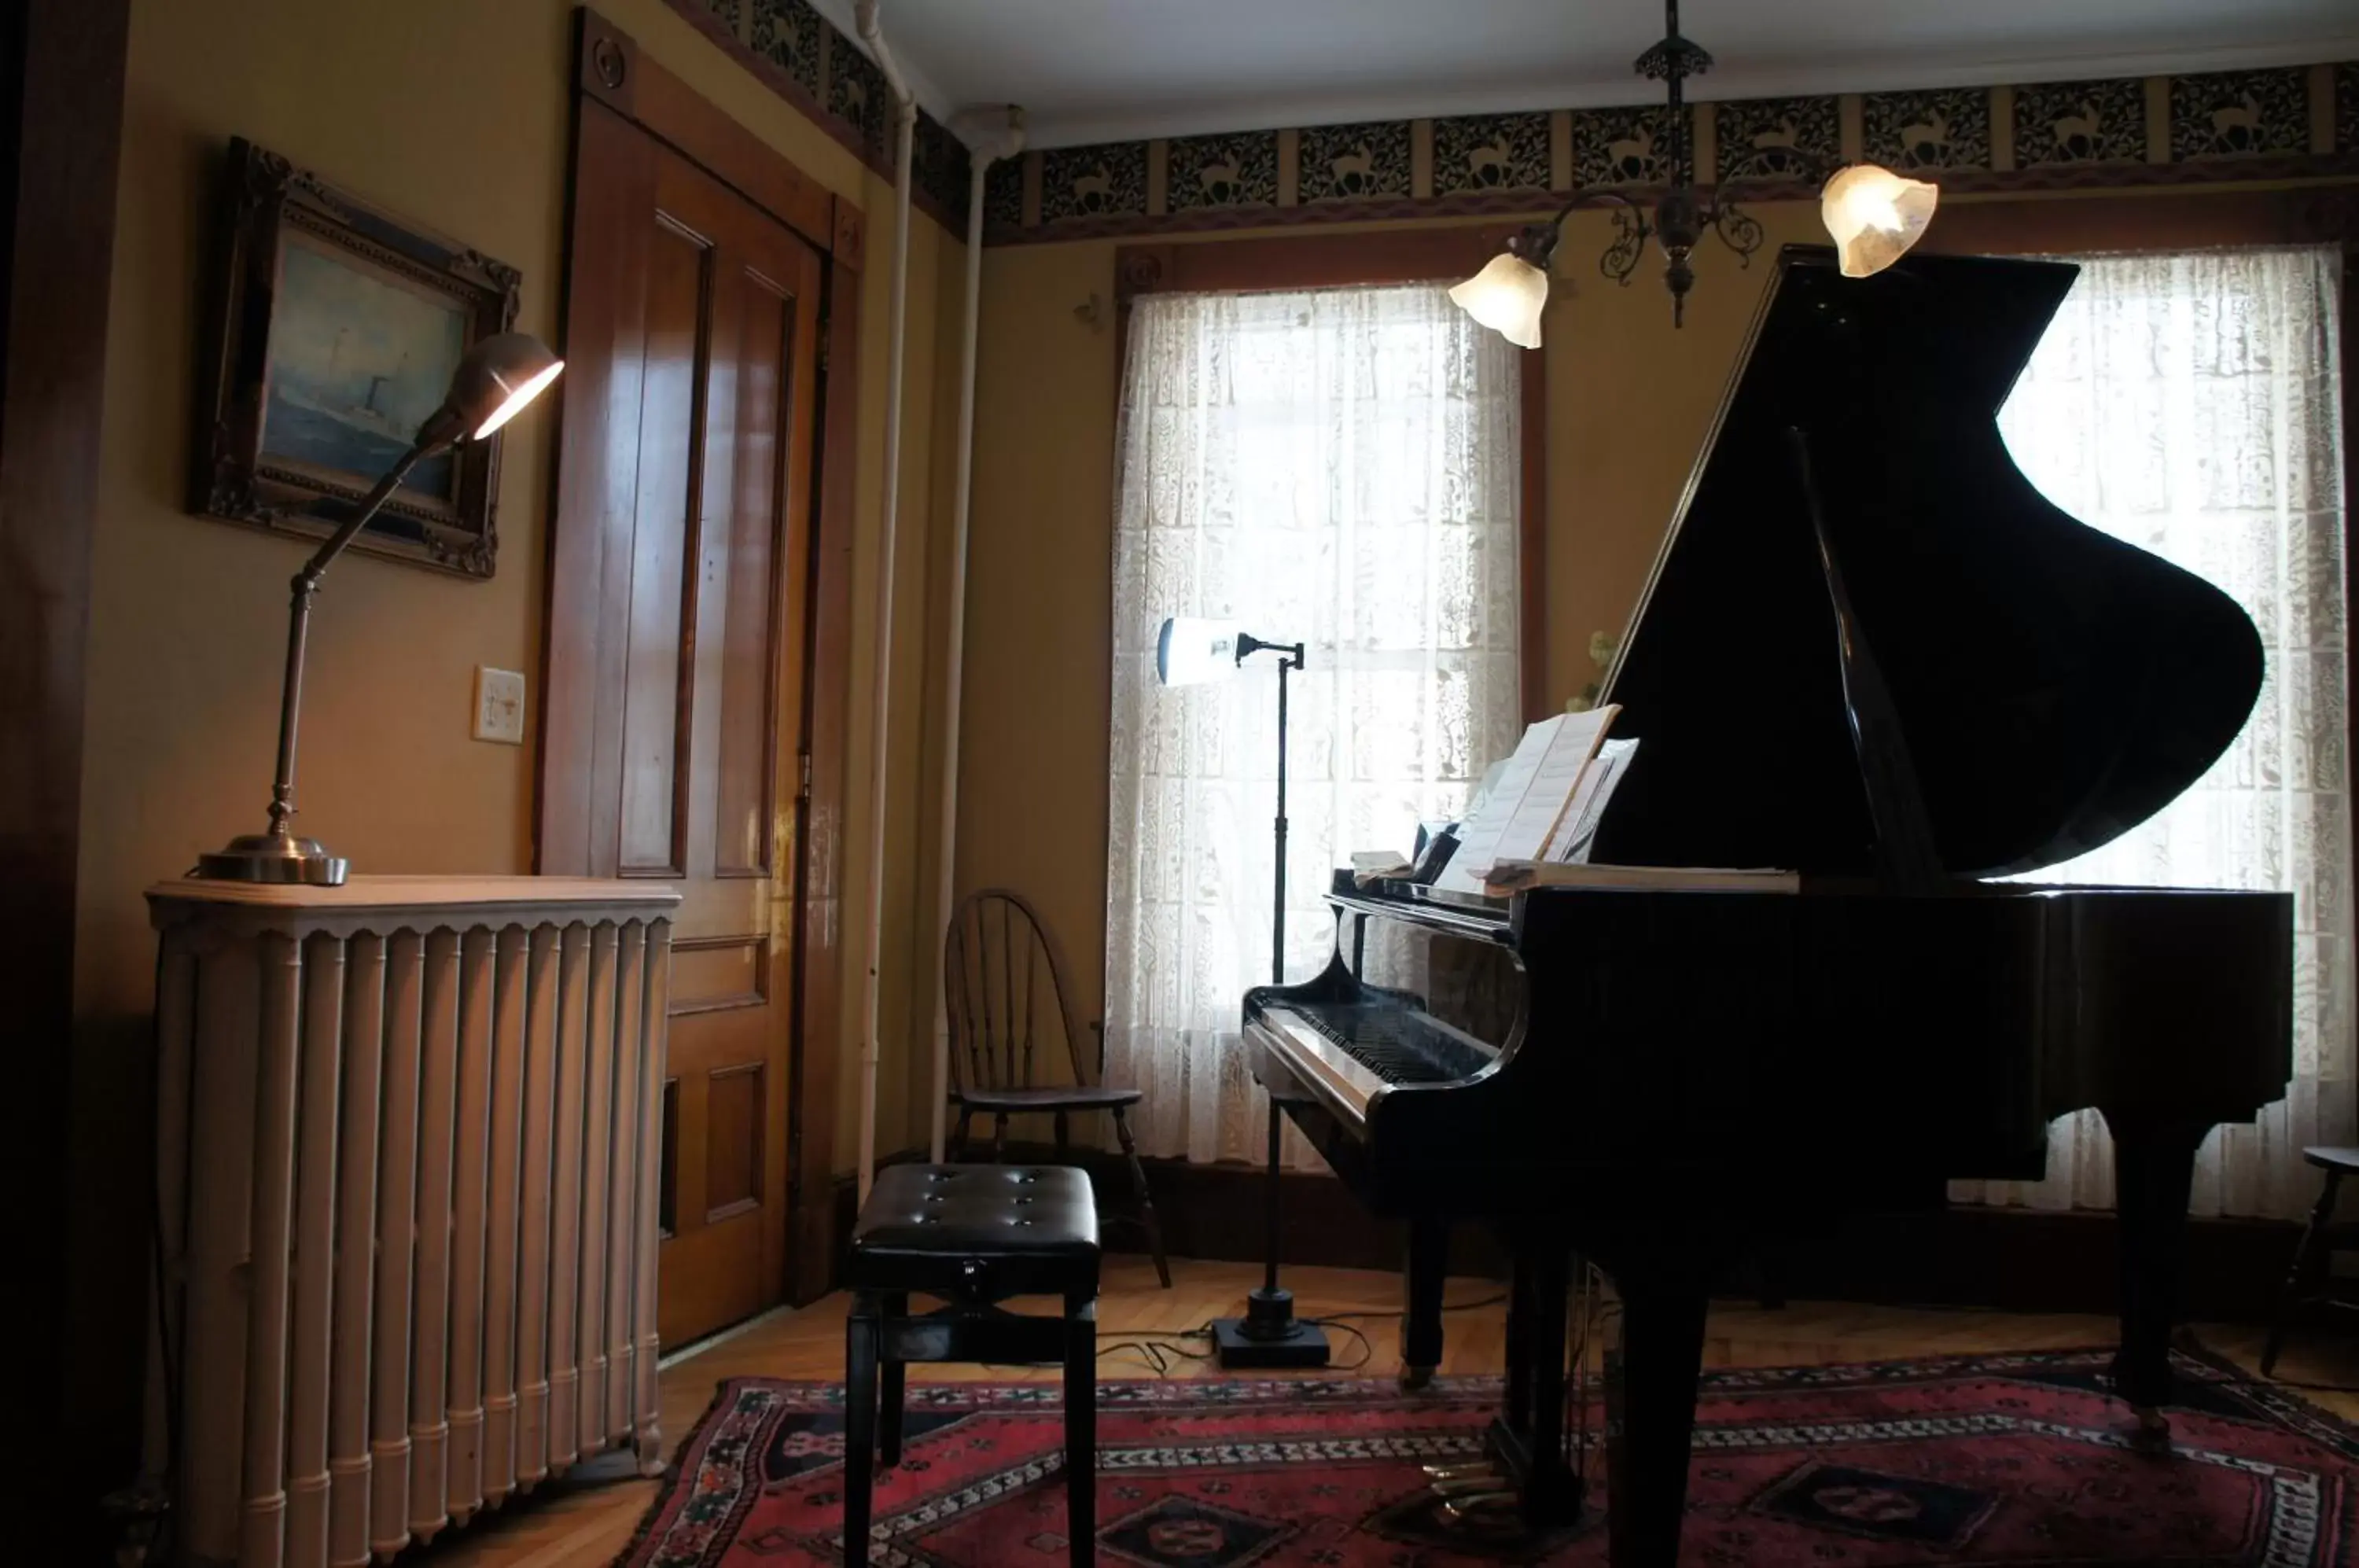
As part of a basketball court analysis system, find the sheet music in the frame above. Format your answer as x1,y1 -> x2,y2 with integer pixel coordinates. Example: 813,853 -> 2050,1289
1550,738 -> 1640,864
1435,707 -> 1618,893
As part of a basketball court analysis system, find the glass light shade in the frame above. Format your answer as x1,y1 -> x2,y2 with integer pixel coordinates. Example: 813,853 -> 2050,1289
1821,164 -> 1940,278
445,332 -> 565,440
1155,617 -> 1242,686
1448,252 -> 1550,350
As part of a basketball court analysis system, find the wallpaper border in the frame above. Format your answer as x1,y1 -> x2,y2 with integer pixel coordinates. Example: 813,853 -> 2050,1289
662,0 -> 973,229
653,13 -> 2357,252
989,64 -> 2359,246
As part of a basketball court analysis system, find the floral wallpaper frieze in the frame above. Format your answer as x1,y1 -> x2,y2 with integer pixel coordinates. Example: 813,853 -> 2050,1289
653,3 -> 2354,249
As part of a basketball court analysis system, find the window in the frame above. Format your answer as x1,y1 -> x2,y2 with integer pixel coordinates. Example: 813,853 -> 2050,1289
1102,283 -> 1524,1165
1960,246 -> 2350,1218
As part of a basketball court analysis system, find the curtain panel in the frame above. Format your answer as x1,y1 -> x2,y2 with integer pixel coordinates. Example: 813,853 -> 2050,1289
1960,246 -> 2352,1219
1103,284 -> 1523,1166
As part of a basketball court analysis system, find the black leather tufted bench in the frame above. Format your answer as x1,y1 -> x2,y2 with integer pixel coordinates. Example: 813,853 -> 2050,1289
842,1163 -> 1101,1566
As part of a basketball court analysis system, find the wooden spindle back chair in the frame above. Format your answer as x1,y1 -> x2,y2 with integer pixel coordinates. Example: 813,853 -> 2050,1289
944,889 -> 1168,1286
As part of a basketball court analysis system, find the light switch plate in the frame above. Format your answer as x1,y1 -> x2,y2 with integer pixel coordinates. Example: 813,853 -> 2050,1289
473,666 -> 526,745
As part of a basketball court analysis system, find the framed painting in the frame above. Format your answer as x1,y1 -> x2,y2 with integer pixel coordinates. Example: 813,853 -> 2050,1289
190,137 -> 524,578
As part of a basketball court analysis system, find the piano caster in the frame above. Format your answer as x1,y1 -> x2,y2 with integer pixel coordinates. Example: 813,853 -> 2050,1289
1422,1459 -> 1496,1482
1400,1364 -> 1436,1392
1430,1473 -> 1507,1499
2128,1404 -> 2173,1454
1441,1490 -> 1518,1522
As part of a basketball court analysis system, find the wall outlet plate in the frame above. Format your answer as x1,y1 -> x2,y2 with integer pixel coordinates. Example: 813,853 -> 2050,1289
473,666 -> 527,745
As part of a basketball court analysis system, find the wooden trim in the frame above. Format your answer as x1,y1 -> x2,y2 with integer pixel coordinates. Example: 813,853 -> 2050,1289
1917,182 -> 2359,257
1113,226 -> 1551,719
574,7 -> 845,259
787,239 -> 862,1307
3,0 -> 131,1547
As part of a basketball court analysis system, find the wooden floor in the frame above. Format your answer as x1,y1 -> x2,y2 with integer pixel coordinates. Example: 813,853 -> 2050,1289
415,1256 -> 2359,1567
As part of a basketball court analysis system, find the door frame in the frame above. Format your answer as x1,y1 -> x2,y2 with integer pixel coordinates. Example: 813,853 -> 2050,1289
539,6 -> 862,1307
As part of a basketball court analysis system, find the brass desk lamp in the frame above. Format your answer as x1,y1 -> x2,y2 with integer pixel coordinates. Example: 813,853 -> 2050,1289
197,331 -> 562,885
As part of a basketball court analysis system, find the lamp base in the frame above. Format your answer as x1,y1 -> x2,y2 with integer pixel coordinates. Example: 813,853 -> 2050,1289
1211,1288 -> 1331,1369
196,832 -> 349,886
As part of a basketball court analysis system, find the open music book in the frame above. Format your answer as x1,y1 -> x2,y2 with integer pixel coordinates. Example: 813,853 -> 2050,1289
1433,709 -> 1620,895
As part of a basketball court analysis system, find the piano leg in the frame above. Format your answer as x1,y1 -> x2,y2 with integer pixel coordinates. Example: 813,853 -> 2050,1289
2109,1117 -> 2206,1451
1399,1216 -> 1448,1390
1603,1272 -> 1709,1568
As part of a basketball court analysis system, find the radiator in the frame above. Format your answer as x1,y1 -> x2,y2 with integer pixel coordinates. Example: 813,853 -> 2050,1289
145,877 -> 681,1568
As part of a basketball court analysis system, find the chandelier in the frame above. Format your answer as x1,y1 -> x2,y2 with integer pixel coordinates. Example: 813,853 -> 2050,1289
1451,0 -> 1939,344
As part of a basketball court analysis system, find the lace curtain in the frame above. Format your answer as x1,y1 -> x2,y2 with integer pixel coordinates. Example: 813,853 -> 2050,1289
1102,285 -> 1523,1166
1953,246 -> 2351,1220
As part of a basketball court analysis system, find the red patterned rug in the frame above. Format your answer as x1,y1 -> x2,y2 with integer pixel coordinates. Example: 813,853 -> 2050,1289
620,1348 -> 2359,1565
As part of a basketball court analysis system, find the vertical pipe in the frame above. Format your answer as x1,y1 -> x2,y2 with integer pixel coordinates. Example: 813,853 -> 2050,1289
239,930 -> 304,1568
143,940 -> 196,1487
853,0 -> 918,1205
182,940 -> 259,1563
634,919 -> 675,1475
547,922 -> 592,1468
605,922 -> 649,1449
328,934 -> 387,1568
370,932 -> 424,1559
513,923 -> 562,1485
929,109 -> 1025,1161
283,933 -> 347,1567
576,921 -> 619,1456
445,927 -> 497,1523
407,929 -> 462,1542
480,923 -> 530,1506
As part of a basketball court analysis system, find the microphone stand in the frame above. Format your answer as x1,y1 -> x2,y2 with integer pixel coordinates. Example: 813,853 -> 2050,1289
1213,634 -> 1330,1369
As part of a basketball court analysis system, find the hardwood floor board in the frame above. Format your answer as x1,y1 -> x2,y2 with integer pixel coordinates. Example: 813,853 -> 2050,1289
408,1256 -> 2359,1567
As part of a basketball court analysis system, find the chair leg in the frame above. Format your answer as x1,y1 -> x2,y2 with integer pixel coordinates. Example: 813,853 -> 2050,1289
2265,1170 -> 2341,1375
1063,1296 -> 1096,1567
992,1113 -> 1007,1163
1054,1110 -> 1069,1157
950,1107 -> 973,1163
1111,1107 -> 1170,1290
844,1301 -> 880,1566
879,1292 -> 907,1467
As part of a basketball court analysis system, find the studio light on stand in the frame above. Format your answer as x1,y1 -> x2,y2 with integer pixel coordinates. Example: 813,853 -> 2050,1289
1154,617 -> 1330,1369
197,332 -> 563,885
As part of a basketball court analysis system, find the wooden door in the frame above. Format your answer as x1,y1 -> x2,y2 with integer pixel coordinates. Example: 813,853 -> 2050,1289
544,98 -> 823,1346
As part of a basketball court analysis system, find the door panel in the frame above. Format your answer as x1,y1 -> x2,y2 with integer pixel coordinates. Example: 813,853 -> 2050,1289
548,101 -> 823,1348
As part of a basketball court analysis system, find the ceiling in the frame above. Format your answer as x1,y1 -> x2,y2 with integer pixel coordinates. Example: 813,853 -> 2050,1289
802,0 -> 2357,149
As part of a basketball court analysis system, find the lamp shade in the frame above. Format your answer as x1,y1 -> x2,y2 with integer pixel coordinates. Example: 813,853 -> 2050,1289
1448,252 -> 1551,350
1820,164 -> 1939,279
1155,617 -> 1242,686
443,331 -> 565,441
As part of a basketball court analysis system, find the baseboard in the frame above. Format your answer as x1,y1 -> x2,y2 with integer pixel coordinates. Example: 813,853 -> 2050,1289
817,1147 -> 2300,1321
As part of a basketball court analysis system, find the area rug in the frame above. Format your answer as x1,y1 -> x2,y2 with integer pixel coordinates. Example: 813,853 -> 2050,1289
619,1347 -> 2359,1566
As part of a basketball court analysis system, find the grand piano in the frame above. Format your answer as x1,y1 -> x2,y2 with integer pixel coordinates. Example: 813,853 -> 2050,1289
1243,245 -> 2294,1565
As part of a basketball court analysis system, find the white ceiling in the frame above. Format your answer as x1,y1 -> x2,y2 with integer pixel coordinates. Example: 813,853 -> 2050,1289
803,0 -> 2357,149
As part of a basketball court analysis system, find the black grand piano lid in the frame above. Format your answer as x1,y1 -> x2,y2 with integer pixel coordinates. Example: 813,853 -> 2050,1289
1591,245 -> 2265,881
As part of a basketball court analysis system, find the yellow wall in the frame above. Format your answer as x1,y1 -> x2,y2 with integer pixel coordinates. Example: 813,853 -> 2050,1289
953,204 -> 1837,1037
71,0 -> 959,1461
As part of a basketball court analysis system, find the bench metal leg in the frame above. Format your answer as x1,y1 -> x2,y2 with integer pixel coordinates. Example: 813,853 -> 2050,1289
1064,1296 -> 1096,1567
2266,1169 -> 2342,1375
880,1291 -> 908,1466
845,1305 -> 880,1566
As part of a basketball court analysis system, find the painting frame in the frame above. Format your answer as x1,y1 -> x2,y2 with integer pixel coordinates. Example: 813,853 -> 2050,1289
190,136 -> 522,579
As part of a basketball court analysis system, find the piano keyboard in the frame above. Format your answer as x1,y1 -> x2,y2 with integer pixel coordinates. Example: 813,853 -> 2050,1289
1252,1003 -> 1498,1123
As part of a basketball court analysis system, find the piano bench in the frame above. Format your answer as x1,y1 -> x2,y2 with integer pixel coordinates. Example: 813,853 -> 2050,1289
2263,1147 -> 2359,1378
841,1164 -> 1101,1567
